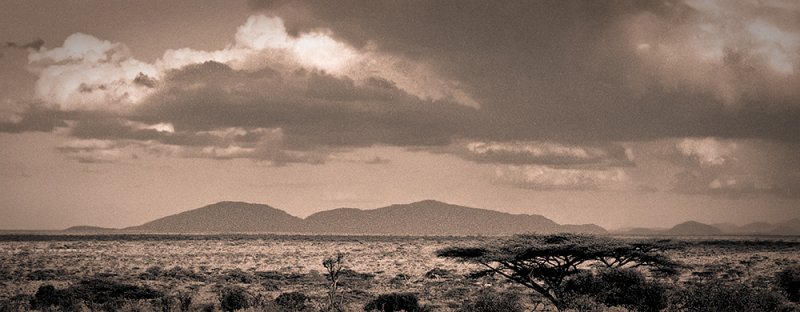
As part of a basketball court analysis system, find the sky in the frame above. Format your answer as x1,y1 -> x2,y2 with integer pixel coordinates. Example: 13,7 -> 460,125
1,0 -> 799,230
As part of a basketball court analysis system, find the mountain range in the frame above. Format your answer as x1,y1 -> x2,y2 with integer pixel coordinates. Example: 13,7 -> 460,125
67,200 -> 603,235
62,200 -> 800,236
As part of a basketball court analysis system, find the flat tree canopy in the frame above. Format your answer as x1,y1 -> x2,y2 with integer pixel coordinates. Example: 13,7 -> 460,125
437,234 -> 682,310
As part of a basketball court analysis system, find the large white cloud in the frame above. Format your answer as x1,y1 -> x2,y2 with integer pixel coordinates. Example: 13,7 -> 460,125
27,15 -> 479,112
27,33 -> 158,110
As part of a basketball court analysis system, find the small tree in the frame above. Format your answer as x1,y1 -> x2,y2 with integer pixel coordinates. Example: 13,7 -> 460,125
323,252 -> 346,311
437,234 -> 681,311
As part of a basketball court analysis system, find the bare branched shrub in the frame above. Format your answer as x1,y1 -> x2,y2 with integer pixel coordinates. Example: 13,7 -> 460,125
323,252 -> 346,311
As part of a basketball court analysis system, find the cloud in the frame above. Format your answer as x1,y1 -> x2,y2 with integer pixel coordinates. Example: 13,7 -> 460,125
27,33 -> 158,110
669,137 -> 800,197
0,104 -> 69,133
3,4 -> 798,197
447,140 -> 634,167
627,0 -> 800,107
251,1 -> 800,143
0,38 -> 44,56
25,15 -> 478,114
56,139 -> 125,164
11,14 -> 483,165
676,137 -> 737,167
494,165 -> 630,191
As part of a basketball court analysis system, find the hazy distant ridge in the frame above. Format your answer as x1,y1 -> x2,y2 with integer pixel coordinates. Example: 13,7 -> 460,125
615,219 -> 800,236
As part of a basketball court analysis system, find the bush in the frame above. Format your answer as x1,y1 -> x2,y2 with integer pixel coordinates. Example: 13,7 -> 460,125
457,290 -> 523,312
31,279 -> 162,311
364,293 -> 421,312
564,268 -> 668,312
219,286 -> 251,312
677,280 -> 788,312
223,268 -> 256,284
777,266 -> 800,302
275,292 -> 311,311
30,285 -> 78,311
72,278 -> 163,306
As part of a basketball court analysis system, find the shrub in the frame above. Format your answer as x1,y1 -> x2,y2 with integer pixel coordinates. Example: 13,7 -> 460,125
564,268 -> 668,312
27,268 -> 68,281
457,290 -> 524,312
424,268 -> 452,279
72,278 -> 163,306
364,293 -> 421,312
30,285 -> 78,311
223,268 -> 256,284
31,279 -> 161,311
177,292 -> 193,312
275,292 -> 311,311
777,266 -> 800,302
220,286 -> 251,311
677,280 -> 788,312
1,294 -> 33,312
140,265 -> 164,279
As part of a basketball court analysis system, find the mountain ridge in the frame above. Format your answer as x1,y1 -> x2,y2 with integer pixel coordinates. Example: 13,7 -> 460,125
82,200 -> 604,235
56,200 -> 800,236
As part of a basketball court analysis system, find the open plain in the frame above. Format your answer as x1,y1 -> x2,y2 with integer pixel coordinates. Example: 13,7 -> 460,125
1,234 -> 798,311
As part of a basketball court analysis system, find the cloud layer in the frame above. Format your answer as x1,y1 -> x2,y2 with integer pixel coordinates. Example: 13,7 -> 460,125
1,2 -> 799,195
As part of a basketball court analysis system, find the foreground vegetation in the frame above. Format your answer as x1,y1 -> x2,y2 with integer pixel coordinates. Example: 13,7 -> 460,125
0,234 -> 798,311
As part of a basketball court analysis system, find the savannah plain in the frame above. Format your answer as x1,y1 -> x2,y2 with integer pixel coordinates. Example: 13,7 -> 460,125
1,234 -> 799,311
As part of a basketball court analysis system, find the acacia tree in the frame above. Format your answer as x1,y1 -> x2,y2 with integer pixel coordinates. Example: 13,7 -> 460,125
437,234 -> 681,311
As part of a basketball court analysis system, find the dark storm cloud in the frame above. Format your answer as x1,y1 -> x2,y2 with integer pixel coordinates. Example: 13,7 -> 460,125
130,62 -> 482,150
252,0 -> 800,143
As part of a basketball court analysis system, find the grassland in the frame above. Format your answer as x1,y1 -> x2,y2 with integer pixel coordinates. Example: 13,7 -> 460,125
0,234 -> 798,311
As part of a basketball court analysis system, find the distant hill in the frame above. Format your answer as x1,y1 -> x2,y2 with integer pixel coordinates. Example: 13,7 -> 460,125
613,221 -> 724,236
304,200 -> 566,235
664,221 -> 723,236
63,225 -> 118,233
769,218 -> 800,236
614,227 -> 666,235
558,224 -> 608,234
125,201 -> 305,233
713,218 -> 800,236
